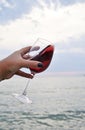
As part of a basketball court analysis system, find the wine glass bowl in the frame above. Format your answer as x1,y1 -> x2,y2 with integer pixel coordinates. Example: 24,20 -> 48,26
29,44 -> 54,74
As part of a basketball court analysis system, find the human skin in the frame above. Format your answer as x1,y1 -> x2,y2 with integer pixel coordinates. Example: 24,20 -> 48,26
0,46 -> 43,81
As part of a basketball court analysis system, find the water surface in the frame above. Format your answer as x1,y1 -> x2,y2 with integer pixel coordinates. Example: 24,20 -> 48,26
0,76 -> 85,130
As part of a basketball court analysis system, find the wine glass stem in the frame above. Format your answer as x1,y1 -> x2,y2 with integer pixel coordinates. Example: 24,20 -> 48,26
22,79 -> 31,96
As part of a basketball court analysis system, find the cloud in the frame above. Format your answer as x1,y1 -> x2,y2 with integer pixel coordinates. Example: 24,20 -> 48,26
0,1 -> 38,24
0,1 -> 85,53
0,6 -> 2,11
0,0 -> 14,8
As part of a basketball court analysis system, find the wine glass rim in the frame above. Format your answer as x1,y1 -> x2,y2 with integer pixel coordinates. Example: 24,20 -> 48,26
35,37 -> 54,45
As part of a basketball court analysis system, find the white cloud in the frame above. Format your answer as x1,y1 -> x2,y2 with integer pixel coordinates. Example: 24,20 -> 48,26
0,1 -> 85,53
0,0 -> 15,8
0,0 -> 15,10
0,6 -> 2,11
56,47 -> 85,54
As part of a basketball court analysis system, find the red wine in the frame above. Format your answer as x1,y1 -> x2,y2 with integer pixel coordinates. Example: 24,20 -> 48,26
30,45 -> 54,73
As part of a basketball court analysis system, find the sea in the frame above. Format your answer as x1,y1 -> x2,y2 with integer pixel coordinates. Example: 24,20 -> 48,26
0,76 -> 85,130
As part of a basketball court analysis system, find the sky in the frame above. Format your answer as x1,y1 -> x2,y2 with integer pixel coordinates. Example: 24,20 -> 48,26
0,0 -> 85,75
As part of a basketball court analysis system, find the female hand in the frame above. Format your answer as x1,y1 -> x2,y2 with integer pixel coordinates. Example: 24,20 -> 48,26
0,46 -> 43,81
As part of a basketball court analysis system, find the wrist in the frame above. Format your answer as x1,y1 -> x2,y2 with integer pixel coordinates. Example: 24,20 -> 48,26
0,60 -> 8,81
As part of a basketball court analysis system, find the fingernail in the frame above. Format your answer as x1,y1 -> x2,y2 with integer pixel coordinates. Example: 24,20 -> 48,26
37,63 -> 43,68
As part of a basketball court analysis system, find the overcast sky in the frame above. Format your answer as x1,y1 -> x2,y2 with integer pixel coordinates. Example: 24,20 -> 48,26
0,0 -> 85,74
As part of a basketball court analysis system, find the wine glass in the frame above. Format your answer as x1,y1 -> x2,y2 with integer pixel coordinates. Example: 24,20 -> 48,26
13,38 -> 54,104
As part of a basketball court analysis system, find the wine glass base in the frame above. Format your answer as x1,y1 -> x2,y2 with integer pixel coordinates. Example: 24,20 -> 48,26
12,93 -> 32,104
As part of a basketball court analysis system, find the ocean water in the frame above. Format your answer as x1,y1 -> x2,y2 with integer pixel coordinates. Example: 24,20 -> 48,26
0,76 -> 85,130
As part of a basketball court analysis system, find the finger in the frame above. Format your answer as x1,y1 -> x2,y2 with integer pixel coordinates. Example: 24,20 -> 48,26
20,46 -> 32,55
15,70 -> 34,79
22,46 -> 40,59
30,46 -> 40,51
23,54 -> 31,59
21,60 -> 43,69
